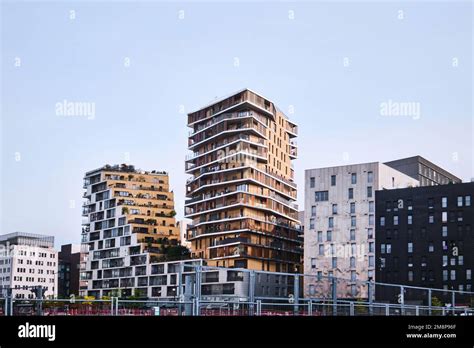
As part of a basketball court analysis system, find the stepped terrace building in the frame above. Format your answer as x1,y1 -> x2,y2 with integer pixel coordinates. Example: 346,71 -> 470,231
185,89 -> 302,273
81,164 -> 180,298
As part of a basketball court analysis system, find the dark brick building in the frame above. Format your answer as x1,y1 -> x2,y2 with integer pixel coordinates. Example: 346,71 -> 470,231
58,244 -> 88,298
375,182 -> 473,306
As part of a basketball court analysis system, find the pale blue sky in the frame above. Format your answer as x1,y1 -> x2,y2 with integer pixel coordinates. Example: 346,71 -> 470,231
1,0 -> 472,247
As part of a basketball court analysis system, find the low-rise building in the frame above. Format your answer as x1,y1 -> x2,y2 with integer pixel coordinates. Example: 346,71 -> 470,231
0,232 -> 58,299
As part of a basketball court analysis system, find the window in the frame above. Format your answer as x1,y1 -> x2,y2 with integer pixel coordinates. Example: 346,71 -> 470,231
351,216 -> 356,227
350,229 -> 355,241
407,215 -> 412,225
428,242 -> 434,253
309,218 -> 315,230
309,285 -> 316,296
350,202 -> 355,214
380,244 -> 386,254
457,196 -> 463,207
428,198 -> 434,209
367,228 -> 374,239
369,201 -> 374,213
367,171 -> 373,183
467,269 -> 472,280
350,257 -> 356,268
442,212 -> 447,223
386,244 -> 391,254
428,214 -> 434,224
450,270 -> 456,281
311,205 -> 316,216
315,191 -> 328,202
369,256 -> 374,267
348,188 -> 354,199
466,196 -> 471,206
442,226 -> 448,237
393,216 -> 399,226
442,255 -> 448,267
351,173 -> 357,184
407,200 -> 413,211
310,177 -> 315,188
369,242 -> 375,253
442,197 -> 447,208
351,271 -> 356,281
443,270 -> 448,281
331,175 -> 336,186
380,216 -> 385,226
408,242 -> 413,253
332,204 -> 338,215
408,271 -> 414,282
311,258 -> 317,269
367,186 -> 373,198
386,201 -> 392,212
318,245 -> 324,256
317,271 -> 322,281
326,230 -> 332,242
328,217 -> 334,228
317,231 -> 322,242
332,257 -> 337,268
369,215 -> 374,226
459,255 -> 464,266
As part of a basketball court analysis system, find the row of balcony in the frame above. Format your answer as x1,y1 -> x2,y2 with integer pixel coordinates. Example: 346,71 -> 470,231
188,121 -> 267,149
186,133 -> 265,161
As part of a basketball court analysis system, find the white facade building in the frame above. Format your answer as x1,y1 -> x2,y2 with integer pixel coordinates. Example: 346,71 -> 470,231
0,232 -> 58,299
304,162 -> 419,299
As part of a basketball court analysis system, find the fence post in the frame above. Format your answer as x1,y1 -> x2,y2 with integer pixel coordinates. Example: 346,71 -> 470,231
195,265 -> 202,316
110,297 -> 114,316
293,274 -> 300,315
350,302 -> 355,316
184,275 -> 193,316
415,306 -> 419,316
256,299 -> 262,316
400,286 -> 405,315
332,277 -> 337,316
451,291 -> 456,315
428,289 -> 432,316
385,303 -> 389,316
249,271 -> 255,316
368,282 -> 373,316
308,301 -> 313,316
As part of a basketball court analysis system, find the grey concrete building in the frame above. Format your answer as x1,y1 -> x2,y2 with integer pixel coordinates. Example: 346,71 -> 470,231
384,156 -> 461,186
304,162 -> 419,299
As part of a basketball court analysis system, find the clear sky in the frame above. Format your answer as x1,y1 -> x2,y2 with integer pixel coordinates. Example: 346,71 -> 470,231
1,0 -> 472,247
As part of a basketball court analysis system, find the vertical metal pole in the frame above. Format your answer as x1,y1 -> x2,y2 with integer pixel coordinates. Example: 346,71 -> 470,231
293,275 -> 299,315
177,263 -> 183,316
428,289 -> 432,316
195,265 -> 202,316
249,271 -> 255,316
415,306 -> 419,316
368,282 -> 373,316
400,286 -> 405,315
350,302 -> 355,316
308,301 -> 313,316
184,275 -> 192,316
385,303 -> 389,316
256,299 -> 261,316
332,277 -> 337,316
451,291 -> 456,315
111,297 -> 114,316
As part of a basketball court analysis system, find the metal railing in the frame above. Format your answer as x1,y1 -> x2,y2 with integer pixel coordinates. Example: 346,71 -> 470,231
2,264 -> 473,316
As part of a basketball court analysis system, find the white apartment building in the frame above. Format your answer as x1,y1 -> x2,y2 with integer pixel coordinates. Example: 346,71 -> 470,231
304,162 -> 419,299
0,232 -> 58,299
